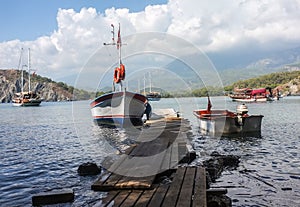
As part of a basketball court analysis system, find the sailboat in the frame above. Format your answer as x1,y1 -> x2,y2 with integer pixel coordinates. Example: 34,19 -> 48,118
12,48 -> 42,107
90,24 -> 150,127
144,72 -> 161,101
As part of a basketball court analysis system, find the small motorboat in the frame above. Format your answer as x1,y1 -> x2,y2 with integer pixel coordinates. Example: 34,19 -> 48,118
193,97 -> 263,136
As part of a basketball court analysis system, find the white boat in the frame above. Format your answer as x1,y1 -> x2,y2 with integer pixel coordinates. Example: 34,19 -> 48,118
12,48 -> 42,107
146,92 -> 161,101
193,97 -> 263,136
90,24 -> 149,127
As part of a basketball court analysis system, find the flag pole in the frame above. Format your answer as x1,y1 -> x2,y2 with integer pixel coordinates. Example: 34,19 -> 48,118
207,93 -> 212,112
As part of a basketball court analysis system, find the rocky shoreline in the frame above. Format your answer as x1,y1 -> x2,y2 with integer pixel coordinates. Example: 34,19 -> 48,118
0,69 -> 83,103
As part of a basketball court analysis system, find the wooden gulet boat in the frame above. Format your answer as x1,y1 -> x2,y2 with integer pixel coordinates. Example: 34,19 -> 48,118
144,72 -> 161,101
229,88 -> 274,102
193,96 -> 264,136
90,24 -> 150,127
12,48 -> 42,107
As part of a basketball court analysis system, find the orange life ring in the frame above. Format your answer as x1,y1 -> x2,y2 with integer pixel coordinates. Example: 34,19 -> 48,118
119,64 -> 125,80
114,67 -> 121,83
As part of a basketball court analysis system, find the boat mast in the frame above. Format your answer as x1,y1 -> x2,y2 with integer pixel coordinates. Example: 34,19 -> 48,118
149,72 -> 152,93
19,48 -> 24,94
116,23 -> 123,91
143,74 -> 146,95
104,23 -> 124,91
117,23 -> 122,66
28,48 -> 31,92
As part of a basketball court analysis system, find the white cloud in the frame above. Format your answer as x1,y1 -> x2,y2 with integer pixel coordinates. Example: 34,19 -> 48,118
1,0 -> 300,86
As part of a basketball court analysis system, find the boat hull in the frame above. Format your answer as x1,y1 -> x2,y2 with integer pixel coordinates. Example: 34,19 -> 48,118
230,97 -> 273,102
90,91 -> 147,127
12,97 -> 42,107
194,110 -> 263,136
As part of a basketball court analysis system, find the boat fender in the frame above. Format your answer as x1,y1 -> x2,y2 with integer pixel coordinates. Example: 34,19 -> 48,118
119,64 -> 125,80
113,67 -> 121,83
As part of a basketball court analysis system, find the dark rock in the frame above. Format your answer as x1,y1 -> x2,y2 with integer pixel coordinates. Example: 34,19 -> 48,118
207,194 -> 232,207
211,151 -> 221,156
204,153 -> 240,182
77,162 -> 101,176
207,188 -> 228,195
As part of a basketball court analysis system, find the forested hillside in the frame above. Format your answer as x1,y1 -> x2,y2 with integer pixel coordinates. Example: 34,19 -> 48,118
224,70 -> 300,96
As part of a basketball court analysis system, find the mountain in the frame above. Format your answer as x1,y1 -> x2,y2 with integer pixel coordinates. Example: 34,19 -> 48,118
219,47 -> 300,85
0,69 -> 92,103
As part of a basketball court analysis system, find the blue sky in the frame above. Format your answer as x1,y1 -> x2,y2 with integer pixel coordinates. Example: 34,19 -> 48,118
0,0 -> 167,41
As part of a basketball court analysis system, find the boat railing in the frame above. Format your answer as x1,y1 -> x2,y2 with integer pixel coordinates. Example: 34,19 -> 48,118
194,110 -> 236,119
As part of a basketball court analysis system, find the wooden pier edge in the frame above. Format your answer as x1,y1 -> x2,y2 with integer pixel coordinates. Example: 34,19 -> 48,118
91,117 -> 209,207
97,166 -> 207,207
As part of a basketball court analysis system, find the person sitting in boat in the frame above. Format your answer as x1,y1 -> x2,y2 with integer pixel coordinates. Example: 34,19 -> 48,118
144,101 -> 152,120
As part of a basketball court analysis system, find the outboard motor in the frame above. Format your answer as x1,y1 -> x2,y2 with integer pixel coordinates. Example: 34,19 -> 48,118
236,104 -> 248,126
236,104 -> 248,116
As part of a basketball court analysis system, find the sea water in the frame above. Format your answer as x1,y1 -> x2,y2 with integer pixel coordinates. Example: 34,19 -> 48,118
0,97 -> 299,206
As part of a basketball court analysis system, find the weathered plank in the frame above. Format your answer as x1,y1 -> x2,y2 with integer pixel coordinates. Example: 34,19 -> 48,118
160,144 -> 172,171
193,167 -> 207,207
147,184 -> 169,207
119,190 -> 143,207
161,167 -> 186,207
176,167 -> 196,207
32,189 -> 74,206
170,142 -> 179,169
106,190 -> 131,206
134,188 -> 156,207
101,191 -> 119,207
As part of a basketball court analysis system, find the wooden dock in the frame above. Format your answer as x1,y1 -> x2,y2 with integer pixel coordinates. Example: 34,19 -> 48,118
99,167 -> 206,207
92,114 -> 207,207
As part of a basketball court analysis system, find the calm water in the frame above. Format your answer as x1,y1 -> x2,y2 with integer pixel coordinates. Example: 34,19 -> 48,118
0,97 -> 299,207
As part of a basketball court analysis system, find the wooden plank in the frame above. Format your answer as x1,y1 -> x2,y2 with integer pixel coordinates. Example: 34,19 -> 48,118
161,167 -> 186,207
106,190 -> 131,207
100,154 -> 130,176
115,176 -> 154,189
119,190 -> 143,207
112,128 -> 171,189
160,144 -> 172,171
192,167 -> 207,207
178,142 -> 188,163
170,142 -> 179,169
32,189 -> 74,206
92,172 -> 125,191
91,172 -> 111,190
101,173 -> 124,190
147,184 -> 169,207
134,188 -> 156,207
101,191 -> 120,207
176,167 -> 196,207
